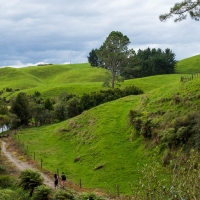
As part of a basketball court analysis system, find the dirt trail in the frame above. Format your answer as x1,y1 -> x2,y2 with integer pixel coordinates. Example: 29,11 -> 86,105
0,139 -> 109,198
1,140 -> 54,189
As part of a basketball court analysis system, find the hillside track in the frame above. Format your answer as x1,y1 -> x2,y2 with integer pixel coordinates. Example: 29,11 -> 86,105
0,138 -> 110,199
1,140 -> 54,188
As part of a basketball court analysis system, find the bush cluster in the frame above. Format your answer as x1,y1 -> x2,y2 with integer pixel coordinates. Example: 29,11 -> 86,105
128,110 -> 153,139
161,112 -> 200,149
80,86 -> 143,111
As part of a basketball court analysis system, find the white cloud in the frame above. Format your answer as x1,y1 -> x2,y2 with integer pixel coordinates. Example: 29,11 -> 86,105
0,0 -> 199,67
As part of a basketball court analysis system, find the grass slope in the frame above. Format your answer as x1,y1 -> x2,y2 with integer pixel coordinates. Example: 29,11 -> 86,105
17,73 -> 191,194
2,55 -> 200,194
0,63 -> 107,98
175,54 -> 200,74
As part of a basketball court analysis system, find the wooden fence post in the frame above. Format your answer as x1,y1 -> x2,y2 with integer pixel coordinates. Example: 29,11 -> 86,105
116,185 -> 120,197
80,178 -> 82,188
41,159 -> 43,169
57,169 -> 59,178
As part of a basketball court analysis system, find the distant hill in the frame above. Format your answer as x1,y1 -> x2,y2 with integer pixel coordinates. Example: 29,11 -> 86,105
175,54 -> 200,74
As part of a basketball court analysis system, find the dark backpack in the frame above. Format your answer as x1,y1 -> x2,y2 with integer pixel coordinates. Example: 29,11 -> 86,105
62,174 -> 66,180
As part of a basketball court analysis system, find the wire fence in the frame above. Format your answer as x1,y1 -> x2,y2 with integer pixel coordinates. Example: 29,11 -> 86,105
180,73 -> 200,82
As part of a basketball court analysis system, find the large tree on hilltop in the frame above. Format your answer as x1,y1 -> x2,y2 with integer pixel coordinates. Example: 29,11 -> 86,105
96,31 -> 132,88
159,0 -> 200,22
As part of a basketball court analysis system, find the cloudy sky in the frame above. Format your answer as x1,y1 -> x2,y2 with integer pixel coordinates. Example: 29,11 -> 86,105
0,0 -> 199,68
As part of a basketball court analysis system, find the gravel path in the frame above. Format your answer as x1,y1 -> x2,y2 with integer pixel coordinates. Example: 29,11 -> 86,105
1,140 -> 54,189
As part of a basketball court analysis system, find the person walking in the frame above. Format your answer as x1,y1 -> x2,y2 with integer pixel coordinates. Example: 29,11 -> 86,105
54,173 -> 58,189
61,172 -> 66,189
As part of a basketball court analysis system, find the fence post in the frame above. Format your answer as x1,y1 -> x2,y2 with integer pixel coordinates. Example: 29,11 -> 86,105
57,169 -> 59,178
80,178 -> 82,188
116,184 -> 120,197
41,159 -> 43,169
34,152 -> 35,161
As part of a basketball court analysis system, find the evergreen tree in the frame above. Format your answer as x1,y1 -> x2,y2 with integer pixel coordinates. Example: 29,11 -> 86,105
11,92 -> 30,125
87,49 -> 102,66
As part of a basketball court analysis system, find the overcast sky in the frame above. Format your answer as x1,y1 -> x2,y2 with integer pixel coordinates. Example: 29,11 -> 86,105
0,0 -> 199,68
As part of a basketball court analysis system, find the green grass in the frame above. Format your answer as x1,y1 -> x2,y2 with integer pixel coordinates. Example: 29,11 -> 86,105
175,54 -> 200,74
2,55 -> 200,195
18,94 -> 155,194
0,63 -> 107,98
17,76 -> 200,194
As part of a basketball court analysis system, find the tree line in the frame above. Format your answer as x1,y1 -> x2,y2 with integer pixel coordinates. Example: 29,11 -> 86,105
88,32 -> 177,87
0,85 -> 143,129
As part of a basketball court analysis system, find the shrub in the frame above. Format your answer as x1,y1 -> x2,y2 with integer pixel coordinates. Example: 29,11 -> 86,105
32,185 -> 52,200
128,110 -> 142,130
0,189 -> 16,199
0,175 -> 14,188
0,188 -> 29,200
19,169 -> 44,197
75,192 -> 106,200
140,118 -> 153,139
133,149 -> 200,199
0,165 -> 6,174
53,189 -> 74,200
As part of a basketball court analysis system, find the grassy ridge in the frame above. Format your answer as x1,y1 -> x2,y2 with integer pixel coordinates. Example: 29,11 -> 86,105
0,63 -> 107,98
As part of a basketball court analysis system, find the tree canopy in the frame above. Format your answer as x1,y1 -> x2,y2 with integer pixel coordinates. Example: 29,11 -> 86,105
87,49 -> 102,67
11,92 -> 30,125
96,31 -> 132,88
121,48 -> 177,79
159,0 -> 200,22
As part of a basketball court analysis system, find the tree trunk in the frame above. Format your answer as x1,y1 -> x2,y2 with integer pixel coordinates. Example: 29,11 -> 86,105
112,72 -> 115,88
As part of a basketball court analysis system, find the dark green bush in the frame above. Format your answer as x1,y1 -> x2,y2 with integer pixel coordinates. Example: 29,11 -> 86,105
75,192 -> 106,200
140,118 -> 153,139
53,189 -> 74,200
128,110 -> 142,130
0,165 -> 6,174
32,185 -> 52,200
0,175 -> 14,188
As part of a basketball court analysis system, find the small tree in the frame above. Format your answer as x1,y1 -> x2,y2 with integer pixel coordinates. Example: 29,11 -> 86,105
88,49 -> 102,67
96,31 -> 132,88
19,169 -> 44,197
44,98 -> 54,111
11,92 -> 30,126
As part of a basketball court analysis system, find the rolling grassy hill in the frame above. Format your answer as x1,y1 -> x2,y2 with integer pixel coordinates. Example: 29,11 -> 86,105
1,55 -> 200,194
175,54 -> 200,74
0,63 -> 107,98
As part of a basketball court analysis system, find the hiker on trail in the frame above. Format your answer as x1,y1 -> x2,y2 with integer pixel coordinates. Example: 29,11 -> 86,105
54,173 -> 58,189
61,172 -> 66,189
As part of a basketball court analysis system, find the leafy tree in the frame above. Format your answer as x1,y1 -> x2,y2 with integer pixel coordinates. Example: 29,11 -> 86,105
159,0 -> 200,22
137,48 -> 176,77
19,169 -> 44,197
87,49 -> 102,67
54,102 -> 68,121
44,98 -> 54,111
0,100 -> 8,115
96,31 -> 132,88
11,92 -> 30,125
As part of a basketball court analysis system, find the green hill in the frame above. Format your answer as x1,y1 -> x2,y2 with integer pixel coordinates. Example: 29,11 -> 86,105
0,63 -> 107,98
2,55 -> 200,195
175,54 -> 200,74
